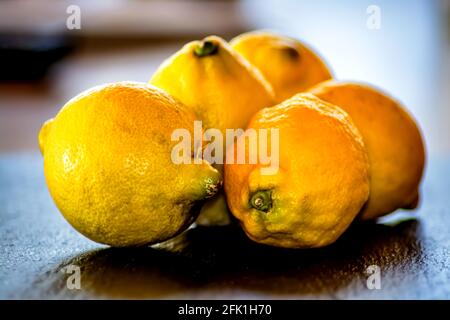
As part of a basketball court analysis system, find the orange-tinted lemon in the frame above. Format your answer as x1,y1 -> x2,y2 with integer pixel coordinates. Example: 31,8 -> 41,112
224,93 -> 370,248
309,80 -> 425,219
231,31 -> 332,103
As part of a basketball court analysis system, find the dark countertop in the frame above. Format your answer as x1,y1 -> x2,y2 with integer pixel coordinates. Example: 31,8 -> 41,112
0,153 -> 449,299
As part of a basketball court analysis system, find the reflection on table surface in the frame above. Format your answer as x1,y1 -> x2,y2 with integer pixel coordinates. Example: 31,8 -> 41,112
35,220 -> 424,299
0,154 -> 449,299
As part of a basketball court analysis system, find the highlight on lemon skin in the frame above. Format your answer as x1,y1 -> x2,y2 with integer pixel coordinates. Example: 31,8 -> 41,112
231,30 -> 333,103
38,118 -> 54,155
224,93 -> 370,249
39,81 -> 222,247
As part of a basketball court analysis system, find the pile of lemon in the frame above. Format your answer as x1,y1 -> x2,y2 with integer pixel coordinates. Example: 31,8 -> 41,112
39,31 -> 425,249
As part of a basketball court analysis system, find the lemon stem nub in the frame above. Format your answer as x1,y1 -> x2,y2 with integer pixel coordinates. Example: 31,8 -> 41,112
194,40 -> 218,57
250,191 -> 272,212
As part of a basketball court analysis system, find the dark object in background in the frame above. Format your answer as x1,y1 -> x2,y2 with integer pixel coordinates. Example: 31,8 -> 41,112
0,33 -> 74,81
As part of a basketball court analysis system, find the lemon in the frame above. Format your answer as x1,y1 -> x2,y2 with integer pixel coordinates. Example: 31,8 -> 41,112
150,35 -> 275,225
309,80 -> 425,219
231,30 -> 332,103
150,35 -> 274,134
39,82 -> 221,247
224,93 -> 370,248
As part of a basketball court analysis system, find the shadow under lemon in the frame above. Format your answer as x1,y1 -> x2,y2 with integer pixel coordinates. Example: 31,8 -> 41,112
33,219 -> 423,299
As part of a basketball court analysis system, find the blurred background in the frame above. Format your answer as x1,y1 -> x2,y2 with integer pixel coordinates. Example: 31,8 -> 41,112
0,0 -> 449,156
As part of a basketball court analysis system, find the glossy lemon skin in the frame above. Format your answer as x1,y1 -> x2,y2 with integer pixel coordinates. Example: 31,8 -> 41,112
40,82 -> 221,247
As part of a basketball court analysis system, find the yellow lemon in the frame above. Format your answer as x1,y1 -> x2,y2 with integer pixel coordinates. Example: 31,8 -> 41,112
150,35 -> 275,225
309,80 -> 425,219
39,82 -> 221,247
231,30 -> 333,103
224,93 -> 370,248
